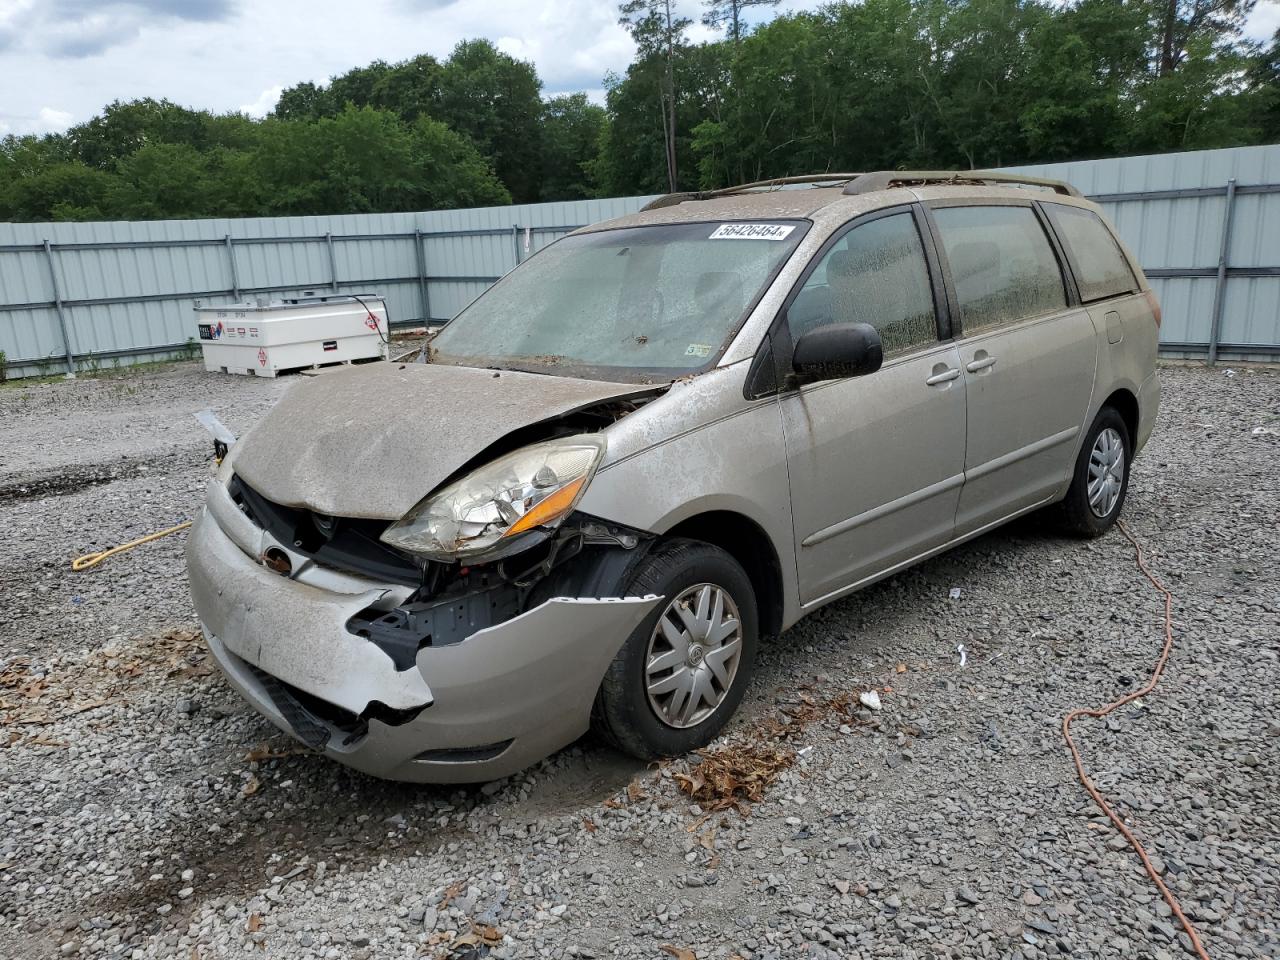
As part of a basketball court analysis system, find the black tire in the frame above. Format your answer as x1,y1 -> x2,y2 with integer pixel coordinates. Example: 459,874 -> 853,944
1058,406 -> 1131,538
592,538 -> 758,760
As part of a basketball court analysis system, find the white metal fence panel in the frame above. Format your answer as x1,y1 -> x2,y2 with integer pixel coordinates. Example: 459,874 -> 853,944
1,145 -> 1277,378
1006,144 -> 1280,362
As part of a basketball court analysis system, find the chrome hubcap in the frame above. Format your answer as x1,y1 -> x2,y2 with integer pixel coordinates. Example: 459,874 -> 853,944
644,583 -> 743,729
1088,427 -> 1125,518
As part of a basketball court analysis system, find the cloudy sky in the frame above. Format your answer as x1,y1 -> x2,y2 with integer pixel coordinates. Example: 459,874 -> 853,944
1,0 -> 1277,138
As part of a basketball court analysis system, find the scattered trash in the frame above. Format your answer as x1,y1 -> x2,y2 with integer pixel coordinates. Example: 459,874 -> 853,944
956,644 -> 967,668
858,690 -> 882,711
895,663 -> 908,673
949,587 -> 963,599
1252,425 -> 1279,437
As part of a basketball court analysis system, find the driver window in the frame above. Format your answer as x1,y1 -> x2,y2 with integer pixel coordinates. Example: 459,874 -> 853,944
788,213 -> 939,358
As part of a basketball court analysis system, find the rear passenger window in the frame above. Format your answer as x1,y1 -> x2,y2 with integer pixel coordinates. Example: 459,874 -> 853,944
788,213 -> 938,358
1045,204 -> 1138,302
932,205 -> 1067,335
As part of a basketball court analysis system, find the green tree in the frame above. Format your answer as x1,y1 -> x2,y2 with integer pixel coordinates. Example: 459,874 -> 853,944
701,0 -> 778,42
539,94 -> 607,200
436,40 -> 544,202
1,159 -> 115,221
1246,30 -> 1280,139
253,107 -> 507,216
407,115 -> 511,209
66,98 -> 219,169
1150,0 -> 1256,76
619,0 -> 692,192
273,81 -> 335,121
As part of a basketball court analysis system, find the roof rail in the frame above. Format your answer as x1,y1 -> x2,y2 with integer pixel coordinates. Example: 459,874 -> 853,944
843,170 -> 1081,197
640,173 -> 865,211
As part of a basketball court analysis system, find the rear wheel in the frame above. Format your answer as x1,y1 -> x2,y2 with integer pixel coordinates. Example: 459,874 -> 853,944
593,538 -> 758,760
1059,406 -> 1131,537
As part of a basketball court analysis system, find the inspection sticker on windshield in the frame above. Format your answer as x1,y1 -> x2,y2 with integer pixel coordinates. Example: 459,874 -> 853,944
709,223 -> 795,241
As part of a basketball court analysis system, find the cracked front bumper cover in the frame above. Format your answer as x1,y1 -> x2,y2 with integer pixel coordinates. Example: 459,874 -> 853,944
186,507 -> 661,782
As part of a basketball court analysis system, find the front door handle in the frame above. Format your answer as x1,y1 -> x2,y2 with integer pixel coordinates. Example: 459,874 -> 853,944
925,366 -> 961,386
966,351 -> 997,373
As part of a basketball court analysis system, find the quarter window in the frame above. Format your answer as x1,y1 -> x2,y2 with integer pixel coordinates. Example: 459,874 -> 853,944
1045,204 -> 1139,302
787,213 -> 938,357
932,205 -> 1067,335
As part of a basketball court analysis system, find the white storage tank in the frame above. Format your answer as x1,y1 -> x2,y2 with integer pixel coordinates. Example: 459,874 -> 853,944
194,294 -> 387,377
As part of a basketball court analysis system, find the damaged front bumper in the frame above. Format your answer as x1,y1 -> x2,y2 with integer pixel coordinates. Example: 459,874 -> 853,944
186,481 -> 660,783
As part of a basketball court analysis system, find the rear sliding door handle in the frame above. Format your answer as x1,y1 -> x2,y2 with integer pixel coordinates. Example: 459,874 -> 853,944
925,367 -> 961,386
966,354 -> 997,372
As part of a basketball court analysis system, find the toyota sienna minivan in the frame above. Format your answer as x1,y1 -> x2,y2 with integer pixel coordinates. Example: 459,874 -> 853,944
187,170 -> 1161,782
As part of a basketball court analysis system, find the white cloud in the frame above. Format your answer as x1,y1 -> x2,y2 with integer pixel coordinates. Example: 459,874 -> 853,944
239,86 -> 284,118
1245,0 -> 1280,41
0,0 -> 676,135
37,108 -> 75,132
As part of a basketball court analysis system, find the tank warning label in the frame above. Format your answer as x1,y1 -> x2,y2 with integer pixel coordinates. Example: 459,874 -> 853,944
709,223 -> 795,240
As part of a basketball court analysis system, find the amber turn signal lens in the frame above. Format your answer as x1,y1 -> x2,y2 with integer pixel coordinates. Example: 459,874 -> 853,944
505,476 -> 587,537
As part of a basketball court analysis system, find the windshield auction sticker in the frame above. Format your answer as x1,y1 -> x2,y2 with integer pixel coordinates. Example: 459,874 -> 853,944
709,223 -> 796,240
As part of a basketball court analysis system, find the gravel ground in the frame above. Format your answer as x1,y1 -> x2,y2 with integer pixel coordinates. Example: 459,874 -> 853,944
1,360 -> 1277,960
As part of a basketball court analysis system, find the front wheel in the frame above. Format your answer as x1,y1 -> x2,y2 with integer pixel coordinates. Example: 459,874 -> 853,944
592,538 -> 758,760
1059,406 -> 1131,537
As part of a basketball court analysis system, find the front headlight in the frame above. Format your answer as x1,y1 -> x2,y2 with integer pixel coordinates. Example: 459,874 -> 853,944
379,435 -> 606,561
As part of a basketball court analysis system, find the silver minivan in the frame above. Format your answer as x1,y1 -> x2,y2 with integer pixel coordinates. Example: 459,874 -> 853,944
187,171 -> 1161,782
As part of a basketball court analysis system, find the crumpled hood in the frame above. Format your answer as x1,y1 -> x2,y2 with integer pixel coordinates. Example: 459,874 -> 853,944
231,362 -> 658,520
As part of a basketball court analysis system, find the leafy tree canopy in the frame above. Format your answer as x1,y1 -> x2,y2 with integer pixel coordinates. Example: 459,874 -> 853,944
1,0 -> 1274,222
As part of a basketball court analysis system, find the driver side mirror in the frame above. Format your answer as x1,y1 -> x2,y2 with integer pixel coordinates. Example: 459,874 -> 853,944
791,321 -> 883,384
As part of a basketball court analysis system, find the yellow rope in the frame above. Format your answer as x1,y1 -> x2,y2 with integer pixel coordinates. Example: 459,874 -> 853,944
71,521 -> 193,571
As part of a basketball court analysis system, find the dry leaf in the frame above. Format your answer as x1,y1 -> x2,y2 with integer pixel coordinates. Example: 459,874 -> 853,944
661,945 -> 697,960
626,781 -> 646,804
896,663 -> 908,673
245,744 -> 305,763
242,775 -> 260,797
673,744 -> 795,815
448,923 -> 503,952
246,913 -> 263,933
582,817 -> 597,833
439,881 -> 464,908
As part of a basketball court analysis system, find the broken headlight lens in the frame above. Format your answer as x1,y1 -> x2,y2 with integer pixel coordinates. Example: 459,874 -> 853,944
379,435 -> 606,561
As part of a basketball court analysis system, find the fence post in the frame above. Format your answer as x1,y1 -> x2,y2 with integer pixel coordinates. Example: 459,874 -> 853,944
42,239 -> 76,376
511,224 -> 522,267
1207,177 -> 1237,364
224,235 -> 241,301
325,232 -> 340,293
414,228 -> 431,324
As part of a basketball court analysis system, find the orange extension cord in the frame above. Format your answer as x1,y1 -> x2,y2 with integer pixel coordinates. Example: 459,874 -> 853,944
1061,520 -> 1210,960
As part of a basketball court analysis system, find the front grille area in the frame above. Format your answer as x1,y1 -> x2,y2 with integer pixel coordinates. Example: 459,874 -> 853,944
229,474 -> 422,585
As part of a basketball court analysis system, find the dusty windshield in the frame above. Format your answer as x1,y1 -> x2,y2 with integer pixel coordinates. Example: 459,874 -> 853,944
430,220 -> 808,380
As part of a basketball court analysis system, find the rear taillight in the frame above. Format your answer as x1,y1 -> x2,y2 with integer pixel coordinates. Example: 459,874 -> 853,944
1144,289 -> 1162,328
